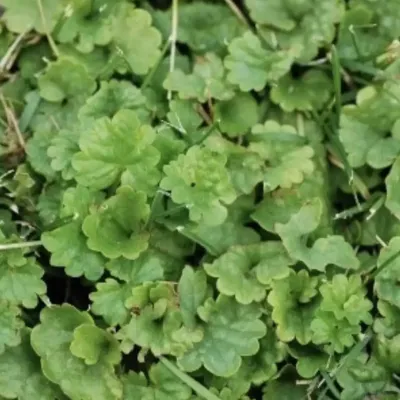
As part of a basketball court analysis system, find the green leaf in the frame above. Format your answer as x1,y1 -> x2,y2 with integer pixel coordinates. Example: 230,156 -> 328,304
311,311 -> 360,353
70,324 -> 121,366
116,282 -> 188,357
178,295 -> 266,377
89,279 -> 132,327
337,5 -> 389,61
356,0 -> 400,39
72,109 -> 160,191
30,97 -> 84,133
47,127 -> 80,180
203,135 -> 265,195
262,377 -> 307,400
275,198 -> 360,271
214,93 -> 259,137
90,248 -> 168,326
82,186 -> 150,260
267,270 -> 318,344
106,249 -> 167,283
4,164 -> 36,207
1,0 -> 65,33
38,58 -> 96,103
43,221 -> 106,281
212,324 -> 287,390
252,175 -> 332,236
55,0 -> 113,53
112,4 -> 162,75
374,334 -> 400,374
26,130 -> 58,181
0,301 -> 23,354
204,242 -> 293,304
79,79 -> 147,121
154,1 -> 244,55
374,237 -> 400,307
42,186 -> 106,281
270,70 -> 333,112
0,234 -> 46,308
241,328 -> 287,385
154,126 -> 188,166
122,363 -> 192,400
160,146 -> 237,226
0,330 -> 64,400
340,113 -> 400,169
249,120 -> 315,191
249,0 -> 345,62
166,99 -> 203,137
174,196 -> 261,256
289,345 -> 331,378
164,53 -> 234,102
374,301 -> 400,338
336,354 -> 390,400
386,156 -> 400,220
31,305 -> 122,400
319,274 -> 373,325
341,84 -> 400,133
178,266 -> 208,329
224,31 -> 293,91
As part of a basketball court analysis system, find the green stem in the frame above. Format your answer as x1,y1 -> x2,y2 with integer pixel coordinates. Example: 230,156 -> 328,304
141,40 -> 171,90
18,91 -> 41,133
168,0 -> 179,101
224,0 -> 250,27
334,193 -> 382,220
0,29 -> 29,72
317,329 -> 373,399
192,119 -> 220,146
330,45 -> 342,129
368,248 -> 400,280
159,357 -> 221,400
321,371 -> 341,400
37,0 -> 59,57
0,240 -> 42,251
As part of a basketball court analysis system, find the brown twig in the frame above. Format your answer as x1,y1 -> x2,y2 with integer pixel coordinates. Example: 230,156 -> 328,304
196,104 -> 213,125
0,92 -> 25,149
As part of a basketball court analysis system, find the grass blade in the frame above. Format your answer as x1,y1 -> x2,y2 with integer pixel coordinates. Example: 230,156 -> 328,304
330,45 -> 342,129
159,357 -> 221,400
18,91 -> 41,133
0,240 -> 42,251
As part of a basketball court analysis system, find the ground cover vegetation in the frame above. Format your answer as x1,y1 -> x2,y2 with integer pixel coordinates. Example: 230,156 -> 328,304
1,0 -> 400,399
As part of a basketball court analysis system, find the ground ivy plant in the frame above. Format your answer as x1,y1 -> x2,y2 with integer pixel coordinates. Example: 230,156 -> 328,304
1,0 -> 400,399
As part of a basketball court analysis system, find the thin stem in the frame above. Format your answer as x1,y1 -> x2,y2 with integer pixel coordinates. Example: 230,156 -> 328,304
368,248 -> 400,280
197,104 -> 213,125
316,329 -> 373,399
0,29 -> 29,72
37,0 -> 59,57
321,371 -> 341,400
366,194 -> 386,221
176,226 -> 219,256
299,57 -> 328,67
334,193 -> 381,220
0,92 -> 26,149
141,39 -> 171,90
145,191 -> 165,228
152,204 -> 187,219
223,0 -> 249,27
192,119 -> 220,146
0,240 -> 42,251
159,357 -> 221,400
168,0 -> 179,101
330,45 -> 342,129
18,91 -> 41,133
